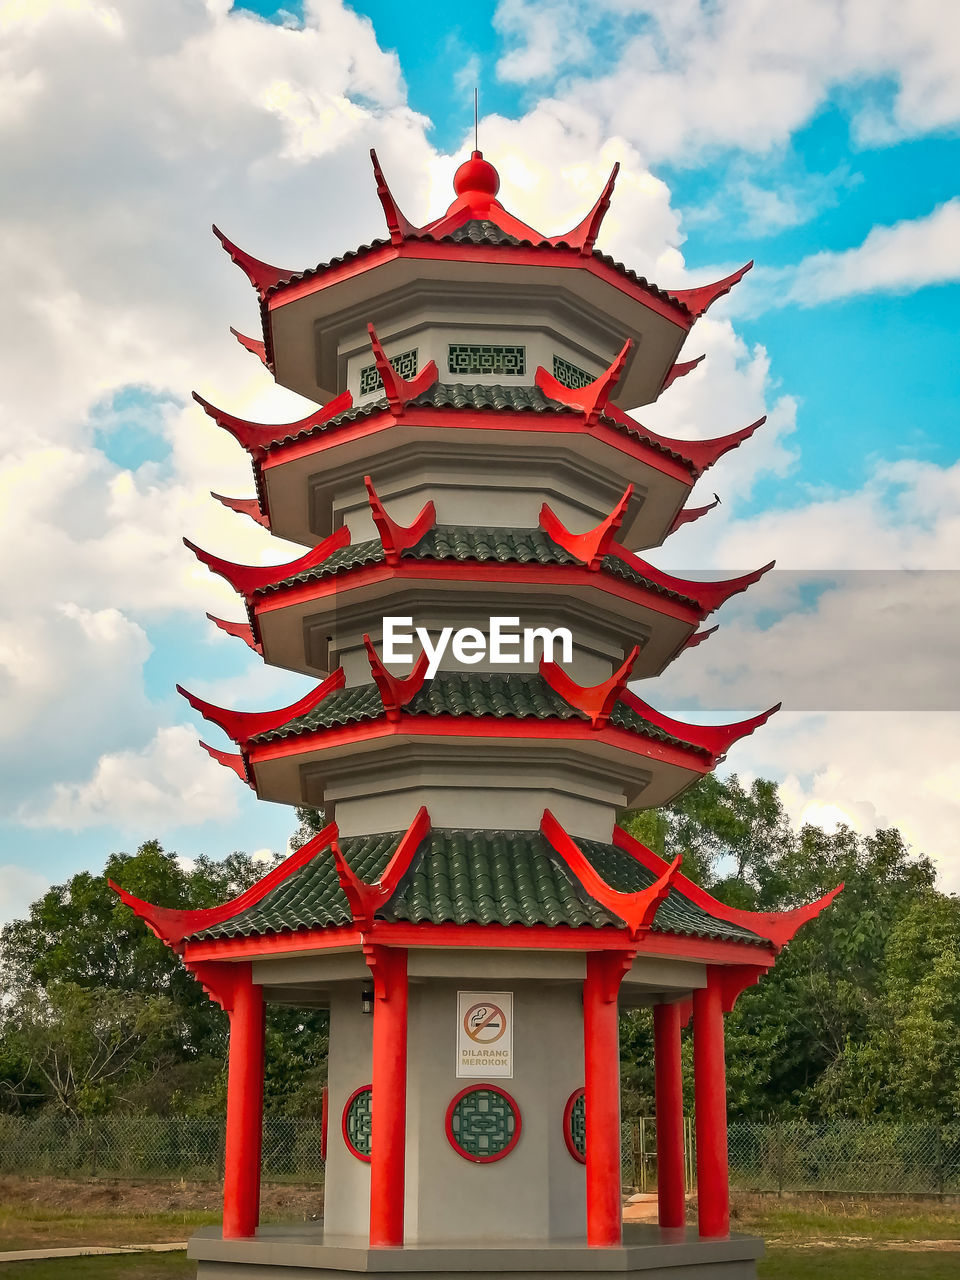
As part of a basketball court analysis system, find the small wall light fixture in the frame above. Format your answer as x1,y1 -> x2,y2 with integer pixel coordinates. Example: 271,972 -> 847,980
361,987 -> 374,1015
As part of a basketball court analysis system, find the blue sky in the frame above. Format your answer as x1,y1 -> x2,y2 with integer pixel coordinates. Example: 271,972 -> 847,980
2,0 -> 959,918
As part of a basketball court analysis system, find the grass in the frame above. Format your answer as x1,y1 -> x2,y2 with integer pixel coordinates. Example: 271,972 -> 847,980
733,1193 -> 960,1242
0,1256 -> 193,1278
0,1205 -> 216,1253
760,1249 -> 960,1280
0,1186 -> 957,1278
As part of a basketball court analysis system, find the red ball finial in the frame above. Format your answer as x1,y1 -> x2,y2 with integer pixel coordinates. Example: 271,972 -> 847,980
453,150 -> 500,200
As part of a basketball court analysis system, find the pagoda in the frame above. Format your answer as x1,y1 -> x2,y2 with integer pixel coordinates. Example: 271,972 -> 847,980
113,149 -> 839,1280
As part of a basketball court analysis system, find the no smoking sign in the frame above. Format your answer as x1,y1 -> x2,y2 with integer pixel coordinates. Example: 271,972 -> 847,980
456,991 -> 513,1078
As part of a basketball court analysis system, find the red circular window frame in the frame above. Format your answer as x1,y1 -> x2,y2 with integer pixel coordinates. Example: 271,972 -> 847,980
563,1087 -> 587,1164
445,1083 -> 522,1164
341,1083 -> 373,1163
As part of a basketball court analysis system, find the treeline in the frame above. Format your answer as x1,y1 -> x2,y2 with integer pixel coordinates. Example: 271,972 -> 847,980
1,782 -> 957,1122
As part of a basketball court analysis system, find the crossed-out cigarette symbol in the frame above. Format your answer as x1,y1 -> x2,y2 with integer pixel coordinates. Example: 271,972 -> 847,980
463,1002 -> 507,1044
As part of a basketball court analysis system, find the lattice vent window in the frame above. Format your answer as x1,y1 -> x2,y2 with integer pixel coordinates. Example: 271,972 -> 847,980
359,349 -> 418,396
552,354 -> 594,390
448,344 -> 526,378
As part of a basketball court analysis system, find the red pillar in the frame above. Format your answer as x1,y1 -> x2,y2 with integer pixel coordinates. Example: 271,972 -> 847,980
368,946 -> 407,1247
692,981 -> 729,1239
653,1002 -> 686,1229
583,951 -> 629,1247
222,967 -> 265,1239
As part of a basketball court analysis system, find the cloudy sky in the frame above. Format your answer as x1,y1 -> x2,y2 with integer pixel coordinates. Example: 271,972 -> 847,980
2,0 -> 959,920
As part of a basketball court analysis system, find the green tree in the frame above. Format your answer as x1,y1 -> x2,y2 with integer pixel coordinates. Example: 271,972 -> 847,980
2,982 -> 178,1115
0,838 -> 328,1116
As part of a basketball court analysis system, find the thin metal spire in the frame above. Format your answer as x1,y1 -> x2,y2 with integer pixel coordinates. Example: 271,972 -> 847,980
474,86 -> 479,151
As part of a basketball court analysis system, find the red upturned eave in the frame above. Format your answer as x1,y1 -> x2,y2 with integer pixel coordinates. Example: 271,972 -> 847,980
616,690 -> 780,760
254,405 -> 757,485
264,239 -> 694,329
243,714 -> 716,773
613,825 -> 843,951
181,921 -> 776,966
251,561 -> 704,629
109,821 -> 338,953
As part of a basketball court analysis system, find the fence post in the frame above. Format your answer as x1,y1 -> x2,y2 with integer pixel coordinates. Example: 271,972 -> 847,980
935,1121 -> 945,1196
685,1115 -> 694,1194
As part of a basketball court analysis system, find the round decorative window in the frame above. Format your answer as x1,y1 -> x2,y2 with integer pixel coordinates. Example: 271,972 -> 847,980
563,1087 -> 586,1164
445,1085 -> 522,1163
341,1084 -> 372,1162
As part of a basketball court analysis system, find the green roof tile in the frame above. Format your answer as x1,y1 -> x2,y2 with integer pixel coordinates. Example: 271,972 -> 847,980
246,671 -> 705,755
187,828 -> 767,944
258,382 -> 694,471
253,524 -> 699,608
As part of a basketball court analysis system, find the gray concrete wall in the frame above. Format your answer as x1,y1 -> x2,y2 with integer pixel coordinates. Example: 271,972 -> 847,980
405,978 -> 586,1245
322,984 -> 373,1239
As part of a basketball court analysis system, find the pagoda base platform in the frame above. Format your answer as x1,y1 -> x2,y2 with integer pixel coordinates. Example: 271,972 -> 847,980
188,1223 -> 762,1279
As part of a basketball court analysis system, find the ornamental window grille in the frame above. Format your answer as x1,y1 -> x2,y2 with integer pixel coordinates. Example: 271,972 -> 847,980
553,354 -> 594,390
343,1086 -> 372,1160
448,344 -> 526,378
565,1088 -> 586,1163
359,349 -> 418,396
447,1086 -> 520,1162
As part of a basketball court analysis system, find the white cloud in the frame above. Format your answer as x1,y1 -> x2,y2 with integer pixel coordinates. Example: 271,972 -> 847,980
786,198 -> 960,304
726,711 -> 960,893
492,1 -> 960,157
652,452 -> 960,892
2,0 -> 956,898
640,317 -> 799,507
689,456 -> 960,571
0,865 -> 49,927
0,0 -> 435,825
24,725 -> 240,832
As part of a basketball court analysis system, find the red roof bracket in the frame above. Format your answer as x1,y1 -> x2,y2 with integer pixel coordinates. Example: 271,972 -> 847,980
184,524 -> 350,599
683,624 -> 718,650
547,162 -> 619,256
541,809 -> 681,939
617,689 -> 780,762
366,323 -> 438,414
185,960 -> 251,1012
535,339 -> 632,427
662,353 -> 705,392
109,821 -> 340,954
230,327 -> 268,367
370,148 -> 422,246
199,740 -> 252,786
668,493 -> 720,536
614,825 -> 842,951
177,667 -> 346,746
210,492 -> 270,529
331,806 -> 431,930
670,261 -> 753,320
540,646 -> 639,730
539,484 -> 633,570
363,634 -> 430,722
364,475 -> 436,566
192,389 -> 354,458
212,225 -> 294,299
711,963 -> 768,1013
205,613 -> 261,654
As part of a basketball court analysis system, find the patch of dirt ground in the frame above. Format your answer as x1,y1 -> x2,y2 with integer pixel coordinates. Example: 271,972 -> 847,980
0,1175 -> 323,1219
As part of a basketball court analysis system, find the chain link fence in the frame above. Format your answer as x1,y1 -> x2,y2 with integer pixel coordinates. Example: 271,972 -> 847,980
1,1114 -> 957,1195
725,1120 -> 960,1195
0,1114 -> 325,1185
